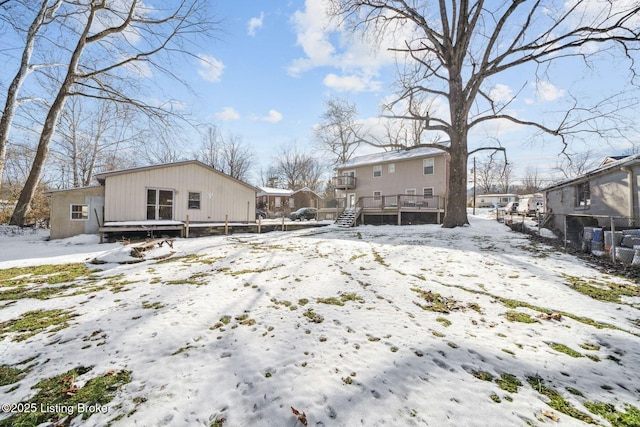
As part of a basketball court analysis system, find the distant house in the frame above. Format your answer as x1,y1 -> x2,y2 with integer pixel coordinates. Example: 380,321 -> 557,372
49,160 -> 257,239
256,187 -> 294,217
472,193 -> 518,208
329,146 -> 450,225
291,187 -> 321,210
542,154 -> 640,233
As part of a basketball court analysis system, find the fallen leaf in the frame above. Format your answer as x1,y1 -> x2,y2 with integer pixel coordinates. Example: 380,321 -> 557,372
542,410 -> 559,421
62,384 -> 79,397
291,407 -> 308,426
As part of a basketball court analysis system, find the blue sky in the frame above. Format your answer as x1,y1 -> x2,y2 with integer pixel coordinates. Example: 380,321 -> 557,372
3,0 -> 638,186
171,0 -> 640,184
177,1 -> 399,174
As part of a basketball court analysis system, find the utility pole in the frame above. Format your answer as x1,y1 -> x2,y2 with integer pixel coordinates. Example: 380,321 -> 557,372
472,157 -> 476,215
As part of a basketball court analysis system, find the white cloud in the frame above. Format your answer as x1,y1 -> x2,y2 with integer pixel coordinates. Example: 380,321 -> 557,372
288,0 -> 337,75
323,73 -> 381,92
489,84 -> 514,103
533,81 -> 566,101
248,12 -> 264,37
287,0 -> 403,92
261,109 -> 283,123
215,107 -> 240,121
197,54 -> 224,83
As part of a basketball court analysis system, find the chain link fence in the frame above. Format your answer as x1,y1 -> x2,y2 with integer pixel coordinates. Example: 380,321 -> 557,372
538,213 -> 640,265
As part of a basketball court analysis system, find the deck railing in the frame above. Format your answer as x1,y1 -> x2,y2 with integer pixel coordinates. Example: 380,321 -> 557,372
331,175 -> 357,189
359,194 -> 442,210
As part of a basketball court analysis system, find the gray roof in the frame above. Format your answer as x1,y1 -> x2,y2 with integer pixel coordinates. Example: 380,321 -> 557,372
337,145 -> 448,169
543,153 -> 640,192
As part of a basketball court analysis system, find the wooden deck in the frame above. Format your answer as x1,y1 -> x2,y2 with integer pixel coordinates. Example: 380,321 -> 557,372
98,220 -> 330,242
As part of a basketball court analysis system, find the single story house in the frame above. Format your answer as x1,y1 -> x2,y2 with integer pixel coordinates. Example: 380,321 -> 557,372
256,187 -> 294,217
49,160 -> 257,239
471,193 -> 518,208
330,146 -> 450,225
542,154 -> 640,234
291,187 -> 321,210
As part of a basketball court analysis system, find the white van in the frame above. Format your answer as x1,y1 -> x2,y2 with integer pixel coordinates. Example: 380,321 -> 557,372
517,197 -> 543,216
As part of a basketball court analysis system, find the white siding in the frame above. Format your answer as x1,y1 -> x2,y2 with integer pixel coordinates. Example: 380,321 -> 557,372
103,163 -> 255,222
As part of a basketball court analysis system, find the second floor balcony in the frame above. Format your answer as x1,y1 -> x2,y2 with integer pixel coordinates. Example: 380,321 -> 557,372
332,175 -> 357,190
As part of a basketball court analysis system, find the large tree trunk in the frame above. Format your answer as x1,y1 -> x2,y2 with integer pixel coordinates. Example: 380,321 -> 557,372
9,112 -> 57,225
442,74 -> 470,228
442,132 -> 469,228
0,0 -> 58,190
10,3 -> 97,226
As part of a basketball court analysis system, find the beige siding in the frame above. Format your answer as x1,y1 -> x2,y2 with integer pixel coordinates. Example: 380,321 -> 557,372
49,186 -> 105,239
341,153 -> 449,201
103,163 -> 255,222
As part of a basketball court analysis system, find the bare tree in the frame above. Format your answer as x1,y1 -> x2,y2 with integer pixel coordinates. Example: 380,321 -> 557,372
553,149 -> 599,180
521,167 -> 544,194
257,166 -> 282,189
496,161 -> 514,194
315,97 -> 366,165
0,0 -> 63,190
474,155 -> 500,194
331,1 -> 640,227
51,96 -> 140,188
9,0 -> 215,225
196,126 -> 254,182
273,145 -> 326,192
197,126 -> 223,171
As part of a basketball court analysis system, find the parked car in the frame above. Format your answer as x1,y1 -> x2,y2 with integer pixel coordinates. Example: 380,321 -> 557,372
505,202 -> 519,213
256,209 -> 266,220
289,207 -> 317,221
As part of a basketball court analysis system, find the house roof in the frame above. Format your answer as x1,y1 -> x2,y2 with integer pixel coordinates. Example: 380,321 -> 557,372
475,193 -> 519,198
292,187 -> 321,198
337,145 -> 448,169
44,185 -> 104,195
257,186 -> 293,196
543,154 -> 640,192
93,160 -> 258,191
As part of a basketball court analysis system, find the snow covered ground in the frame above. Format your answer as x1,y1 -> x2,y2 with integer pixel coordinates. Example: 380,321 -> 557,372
1,210 -> 639,426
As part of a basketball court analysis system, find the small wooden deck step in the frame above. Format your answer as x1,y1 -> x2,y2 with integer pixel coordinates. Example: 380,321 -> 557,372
335,208 -> 361,228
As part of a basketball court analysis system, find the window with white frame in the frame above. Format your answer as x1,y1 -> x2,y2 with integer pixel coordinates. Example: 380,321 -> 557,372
423,188 -> 434,198
275,197 -> 281,208
70,204 -> 89,220
373,191 -> 381,201
373,165 -> 382,177
423,158 -> 434,175
188,192 -> 201,209
289,198 -> 295,208
388,163 -> 395,173
147,188 -> 174,220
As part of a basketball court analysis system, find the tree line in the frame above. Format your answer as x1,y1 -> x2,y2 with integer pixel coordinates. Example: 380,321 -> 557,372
2,1 -> 640,228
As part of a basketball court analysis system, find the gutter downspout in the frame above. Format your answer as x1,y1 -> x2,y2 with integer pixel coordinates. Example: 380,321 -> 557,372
622,166 -> 635,219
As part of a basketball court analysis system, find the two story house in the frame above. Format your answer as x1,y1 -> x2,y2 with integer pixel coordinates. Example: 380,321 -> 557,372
328,146 -> 450,225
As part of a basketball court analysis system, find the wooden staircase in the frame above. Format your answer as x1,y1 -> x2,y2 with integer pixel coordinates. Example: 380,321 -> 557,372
335,208 -> 361,228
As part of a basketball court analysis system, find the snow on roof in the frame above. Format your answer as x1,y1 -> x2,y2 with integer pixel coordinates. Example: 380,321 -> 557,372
257,186 -> 293,196
291,187 -> 321,197
337,145 -> 448,169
